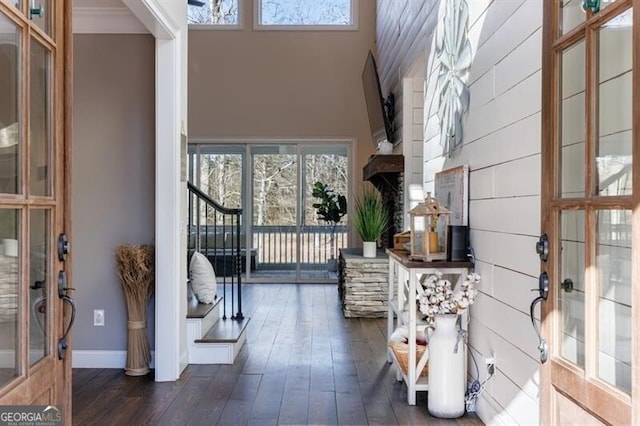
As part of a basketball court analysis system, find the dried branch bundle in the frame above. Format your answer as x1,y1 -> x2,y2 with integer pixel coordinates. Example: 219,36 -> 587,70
115,244 -> 154,376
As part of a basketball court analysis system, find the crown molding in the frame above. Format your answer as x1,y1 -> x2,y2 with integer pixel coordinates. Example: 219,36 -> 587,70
73,7 -> 149,34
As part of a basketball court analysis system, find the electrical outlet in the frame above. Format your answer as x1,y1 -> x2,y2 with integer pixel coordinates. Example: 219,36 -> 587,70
94,309 -> 105,326
486,355 -> 496,376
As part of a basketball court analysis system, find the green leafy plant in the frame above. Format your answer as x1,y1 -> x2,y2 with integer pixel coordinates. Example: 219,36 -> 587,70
312,182 -> 347,259
353,187 -> 389,242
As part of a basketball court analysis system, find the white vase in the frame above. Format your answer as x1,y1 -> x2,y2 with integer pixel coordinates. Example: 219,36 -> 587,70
377,140 -> 393,155
427,313 -> 466,418
362,241 -> 377,258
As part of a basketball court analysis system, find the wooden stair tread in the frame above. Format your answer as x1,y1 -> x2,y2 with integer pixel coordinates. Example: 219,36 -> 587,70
196,317 -> 250,343
187,296 -> 222,319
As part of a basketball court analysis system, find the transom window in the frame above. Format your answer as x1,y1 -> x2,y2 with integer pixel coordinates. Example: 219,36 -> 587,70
255,0 -> 357,30
188,0 -> 240,26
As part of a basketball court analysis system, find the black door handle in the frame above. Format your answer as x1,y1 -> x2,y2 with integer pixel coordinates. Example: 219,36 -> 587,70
57,233 -> 70,262
529,272 -> 549,363
536,234 -> 549,262
561,278 -> 574,293
532,271 -> 549,300
58,295 -> 76,360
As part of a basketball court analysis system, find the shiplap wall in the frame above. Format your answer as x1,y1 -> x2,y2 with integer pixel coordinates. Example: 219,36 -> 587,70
402,76 -> 426,227
376,0 -> 438,149
377,1 -> 543,424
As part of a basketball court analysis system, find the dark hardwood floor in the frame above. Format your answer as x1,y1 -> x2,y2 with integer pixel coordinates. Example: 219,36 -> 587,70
72,284 -> 484,425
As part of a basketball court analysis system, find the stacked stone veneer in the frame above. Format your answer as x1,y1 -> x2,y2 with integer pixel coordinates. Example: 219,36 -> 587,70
0,254 -> 18,321
338,248 -> 389,318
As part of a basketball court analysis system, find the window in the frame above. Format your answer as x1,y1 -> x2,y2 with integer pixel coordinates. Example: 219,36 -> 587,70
188,0 -> 241,27
255,0 -> 357,30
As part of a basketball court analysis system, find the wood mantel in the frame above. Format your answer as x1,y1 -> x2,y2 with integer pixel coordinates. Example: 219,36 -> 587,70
363,154 -> 404,186
362,154 -> 404,248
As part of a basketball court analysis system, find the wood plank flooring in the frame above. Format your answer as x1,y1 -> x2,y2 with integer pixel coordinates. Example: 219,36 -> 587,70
72,284 -> 484,425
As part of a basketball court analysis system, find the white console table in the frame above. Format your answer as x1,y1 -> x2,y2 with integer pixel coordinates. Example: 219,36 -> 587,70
386,249 -> 472,405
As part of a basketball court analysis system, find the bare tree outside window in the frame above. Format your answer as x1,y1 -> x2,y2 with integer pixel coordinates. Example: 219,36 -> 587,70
188,0 -> 239,25
260,0 -> 352,26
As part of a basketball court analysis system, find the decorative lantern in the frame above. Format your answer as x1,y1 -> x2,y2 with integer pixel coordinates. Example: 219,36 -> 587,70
409,193 -> 450,262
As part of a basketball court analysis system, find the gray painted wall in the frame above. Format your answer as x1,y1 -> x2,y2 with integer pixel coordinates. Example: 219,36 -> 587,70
72,34 -> 156,351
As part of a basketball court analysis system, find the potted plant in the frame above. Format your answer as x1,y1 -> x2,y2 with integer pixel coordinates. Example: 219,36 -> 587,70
353,187 -> 390,258
312,181 -> 347,271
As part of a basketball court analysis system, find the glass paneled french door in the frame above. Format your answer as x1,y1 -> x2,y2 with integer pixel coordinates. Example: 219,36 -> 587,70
541,1 -> 637,424
0,1 -> 71,421
189,142 -> 350,282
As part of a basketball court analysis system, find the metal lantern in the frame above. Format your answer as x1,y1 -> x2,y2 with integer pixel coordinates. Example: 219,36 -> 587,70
409,192 -> 450,262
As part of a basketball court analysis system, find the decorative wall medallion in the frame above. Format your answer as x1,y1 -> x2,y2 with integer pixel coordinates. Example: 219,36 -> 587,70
435,0 -> 471,156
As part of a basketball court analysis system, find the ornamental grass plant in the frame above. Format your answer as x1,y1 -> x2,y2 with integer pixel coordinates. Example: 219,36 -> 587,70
353,187 -> 390,242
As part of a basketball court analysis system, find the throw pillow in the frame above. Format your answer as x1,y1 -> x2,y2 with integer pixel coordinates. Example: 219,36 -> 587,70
189,252 -> 217,304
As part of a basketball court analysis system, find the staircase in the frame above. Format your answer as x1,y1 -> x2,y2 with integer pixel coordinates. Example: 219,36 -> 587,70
186,297 -> 250,364
187,182 -> 249,365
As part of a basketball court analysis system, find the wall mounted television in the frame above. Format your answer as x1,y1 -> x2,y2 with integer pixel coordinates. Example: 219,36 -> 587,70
361,50 -> 394,148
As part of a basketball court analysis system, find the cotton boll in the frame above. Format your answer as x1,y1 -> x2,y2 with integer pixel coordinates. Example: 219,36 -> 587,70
389,326 -> 409,342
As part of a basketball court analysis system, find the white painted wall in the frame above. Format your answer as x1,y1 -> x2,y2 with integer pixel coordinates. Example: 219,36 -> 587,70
377,1 -> 543,424
401,75 -> 426,227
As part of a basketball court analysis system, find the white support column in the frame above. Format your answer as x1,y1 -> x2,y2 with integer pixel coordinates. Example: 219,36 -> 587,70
123,0 -> 186,383
154,33 -> 183,382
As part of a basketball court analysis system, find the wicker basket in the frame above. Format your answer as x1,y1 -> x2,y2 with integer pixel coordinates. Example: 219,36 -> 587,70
388,341 -> 429,377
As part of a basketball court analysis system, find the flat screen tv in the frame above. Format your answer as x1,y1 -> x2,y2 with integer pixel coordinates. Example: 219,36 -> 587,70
362,51 -> 394,147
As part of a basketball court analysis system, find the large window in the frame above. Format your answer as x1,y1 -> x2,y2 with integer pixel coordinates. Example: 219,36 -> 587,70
188,0 -> 241,27
255,0 -> 357,30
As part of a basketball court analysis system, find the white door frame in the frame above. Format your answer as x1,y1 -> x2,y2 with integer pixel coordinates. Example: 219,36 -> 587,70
122,0 -> 186,381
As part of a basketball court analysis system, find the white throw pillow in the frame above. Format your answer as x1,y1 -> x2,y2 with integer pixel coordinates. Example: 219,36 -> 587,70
189,252 -> 217,304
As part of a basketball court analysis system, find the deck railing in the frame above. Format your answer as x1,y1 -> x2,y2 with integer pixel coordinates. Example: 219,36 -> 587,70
252,225 -> 347,270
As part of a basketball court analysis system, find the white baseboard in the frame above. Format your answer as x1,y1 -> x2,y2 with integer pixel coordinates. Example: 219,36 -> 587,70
72,350 -> 155,369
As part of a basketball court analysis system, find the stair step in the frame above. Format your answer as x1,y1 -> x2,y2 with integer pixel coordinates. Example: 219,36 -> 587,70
196,317 -> 251,343
187,296 -> 222,319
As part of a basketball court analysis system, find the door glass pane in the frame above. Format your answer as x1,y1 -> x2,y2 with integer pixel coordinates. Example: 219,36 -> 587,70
30,38 -> 52,196
596,9 -> 632,196
302,147 -> 348,266
30,0 -> 52,37
0,17 -> 21,195
252,146 -> 298,273
0,209 -> 20,386
560,0 -> 585,35
559,210 -> 585,367
597,209 -> 631,394
560,41 -> 585,198
29,209 -> 48,365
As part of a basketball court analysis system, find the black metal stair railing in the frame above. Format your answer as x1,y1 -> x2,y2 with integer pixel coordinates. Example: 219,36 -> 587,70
187,182 -> 243,320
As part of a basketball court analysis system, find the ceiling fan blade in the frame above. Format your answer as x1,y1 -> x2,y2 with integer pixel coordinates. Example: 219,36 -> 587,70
188,0 -> 205,6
